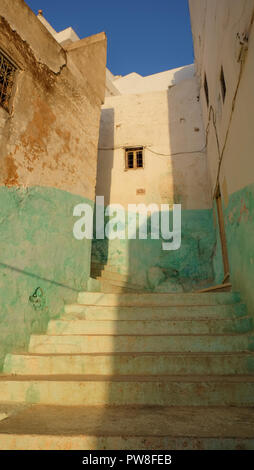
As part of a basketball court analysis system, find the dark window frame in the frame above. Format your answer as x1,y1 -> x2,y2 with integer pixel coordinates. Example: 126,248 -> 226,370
204,73 -> 209,107
125,147 -> 144,170
220,66 -> 227,103
0,49 -> 17,113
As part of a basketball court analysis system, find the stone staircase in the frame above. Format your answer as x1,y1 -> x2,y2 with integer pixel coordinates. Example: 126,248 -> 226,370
0,291 -> 254,449
90,262 -> 145,292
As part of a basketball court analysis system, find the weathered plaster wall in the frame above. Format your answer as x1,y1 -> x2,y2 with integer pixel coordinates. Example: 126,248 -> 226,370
112,65 -> 195,95
37,12 -> 80,47
94,71 -> 216,290
93,208 -> 216,291
189,0 -> 254,313
0,187 -> 93,370
0,0 -> 107,368
97,76 -> 210,209
105,69 -> 120,97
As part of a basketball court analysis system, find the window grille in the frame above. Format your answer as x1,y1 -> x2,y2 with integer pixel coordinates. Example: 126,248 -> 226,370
0,50 -> 17,112
125,147 -> 144,170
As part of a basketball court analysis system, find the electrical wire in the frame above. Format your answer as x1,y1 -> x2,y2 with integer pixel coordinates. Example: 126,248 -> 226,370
98,144 -> 206,158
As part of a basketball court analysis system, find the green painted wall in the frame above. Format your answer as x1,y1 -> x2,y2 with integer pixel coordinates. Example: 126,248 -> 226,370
223,183 -> 254,318
92,209 -> 217,291
0,186 -> 93,370
212,203 -> 225,286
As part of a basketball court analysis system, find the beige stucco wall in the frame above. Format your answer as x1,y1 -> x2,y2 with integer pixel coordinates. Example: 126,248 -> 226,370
189,0 -> 254,198
97,73 -> 211,210
112,65 -> 195,95
189,0 -> 254,312
0,0 -> 107,365
0,0 -> 107,200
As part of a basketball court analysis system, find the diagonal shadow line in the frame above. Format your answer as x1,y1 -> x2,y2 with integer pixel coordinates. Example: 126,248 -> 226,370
0,262 -> 81,292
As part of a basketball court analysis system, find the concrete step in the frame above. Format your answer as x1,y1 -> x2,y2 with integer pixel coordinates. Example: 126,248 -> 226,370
4,352 -> 254,376
93,280 -> 139,294
77,292 -> 241,307
91,263 -> 128,276
28,333 -> 254,354
0,375 -> 254,406
91,266 -> 130,281
0,405 -> 254,450
46,317 -> 253,336
95,276 -> 144,291
87,277 -> 136,293
98,270 -> 133,284
0,403 -> 29,422
64,303 -> 248,320
90,262 -> 104,274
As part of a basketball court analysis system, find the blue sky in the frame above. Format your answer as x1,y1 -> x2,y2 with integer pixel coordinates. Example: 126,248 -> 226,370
26,0 -> 194,77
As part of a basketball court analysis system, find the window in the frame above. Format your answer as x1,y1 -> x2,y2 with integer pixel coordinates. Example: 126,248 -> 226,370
0,49 -> 17,112
125,147 -> 144,170
220,67 -> 227,102
204,73 -> 209,107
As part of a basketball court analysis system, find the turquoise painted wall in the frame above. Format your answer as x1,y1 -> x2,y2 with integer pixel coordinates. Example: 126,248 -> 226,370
92,209 -> 217,291
0,186 -> 93,370
212,202 -> 225,286
223,183 -> 254,317
211,182 -> 254,317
